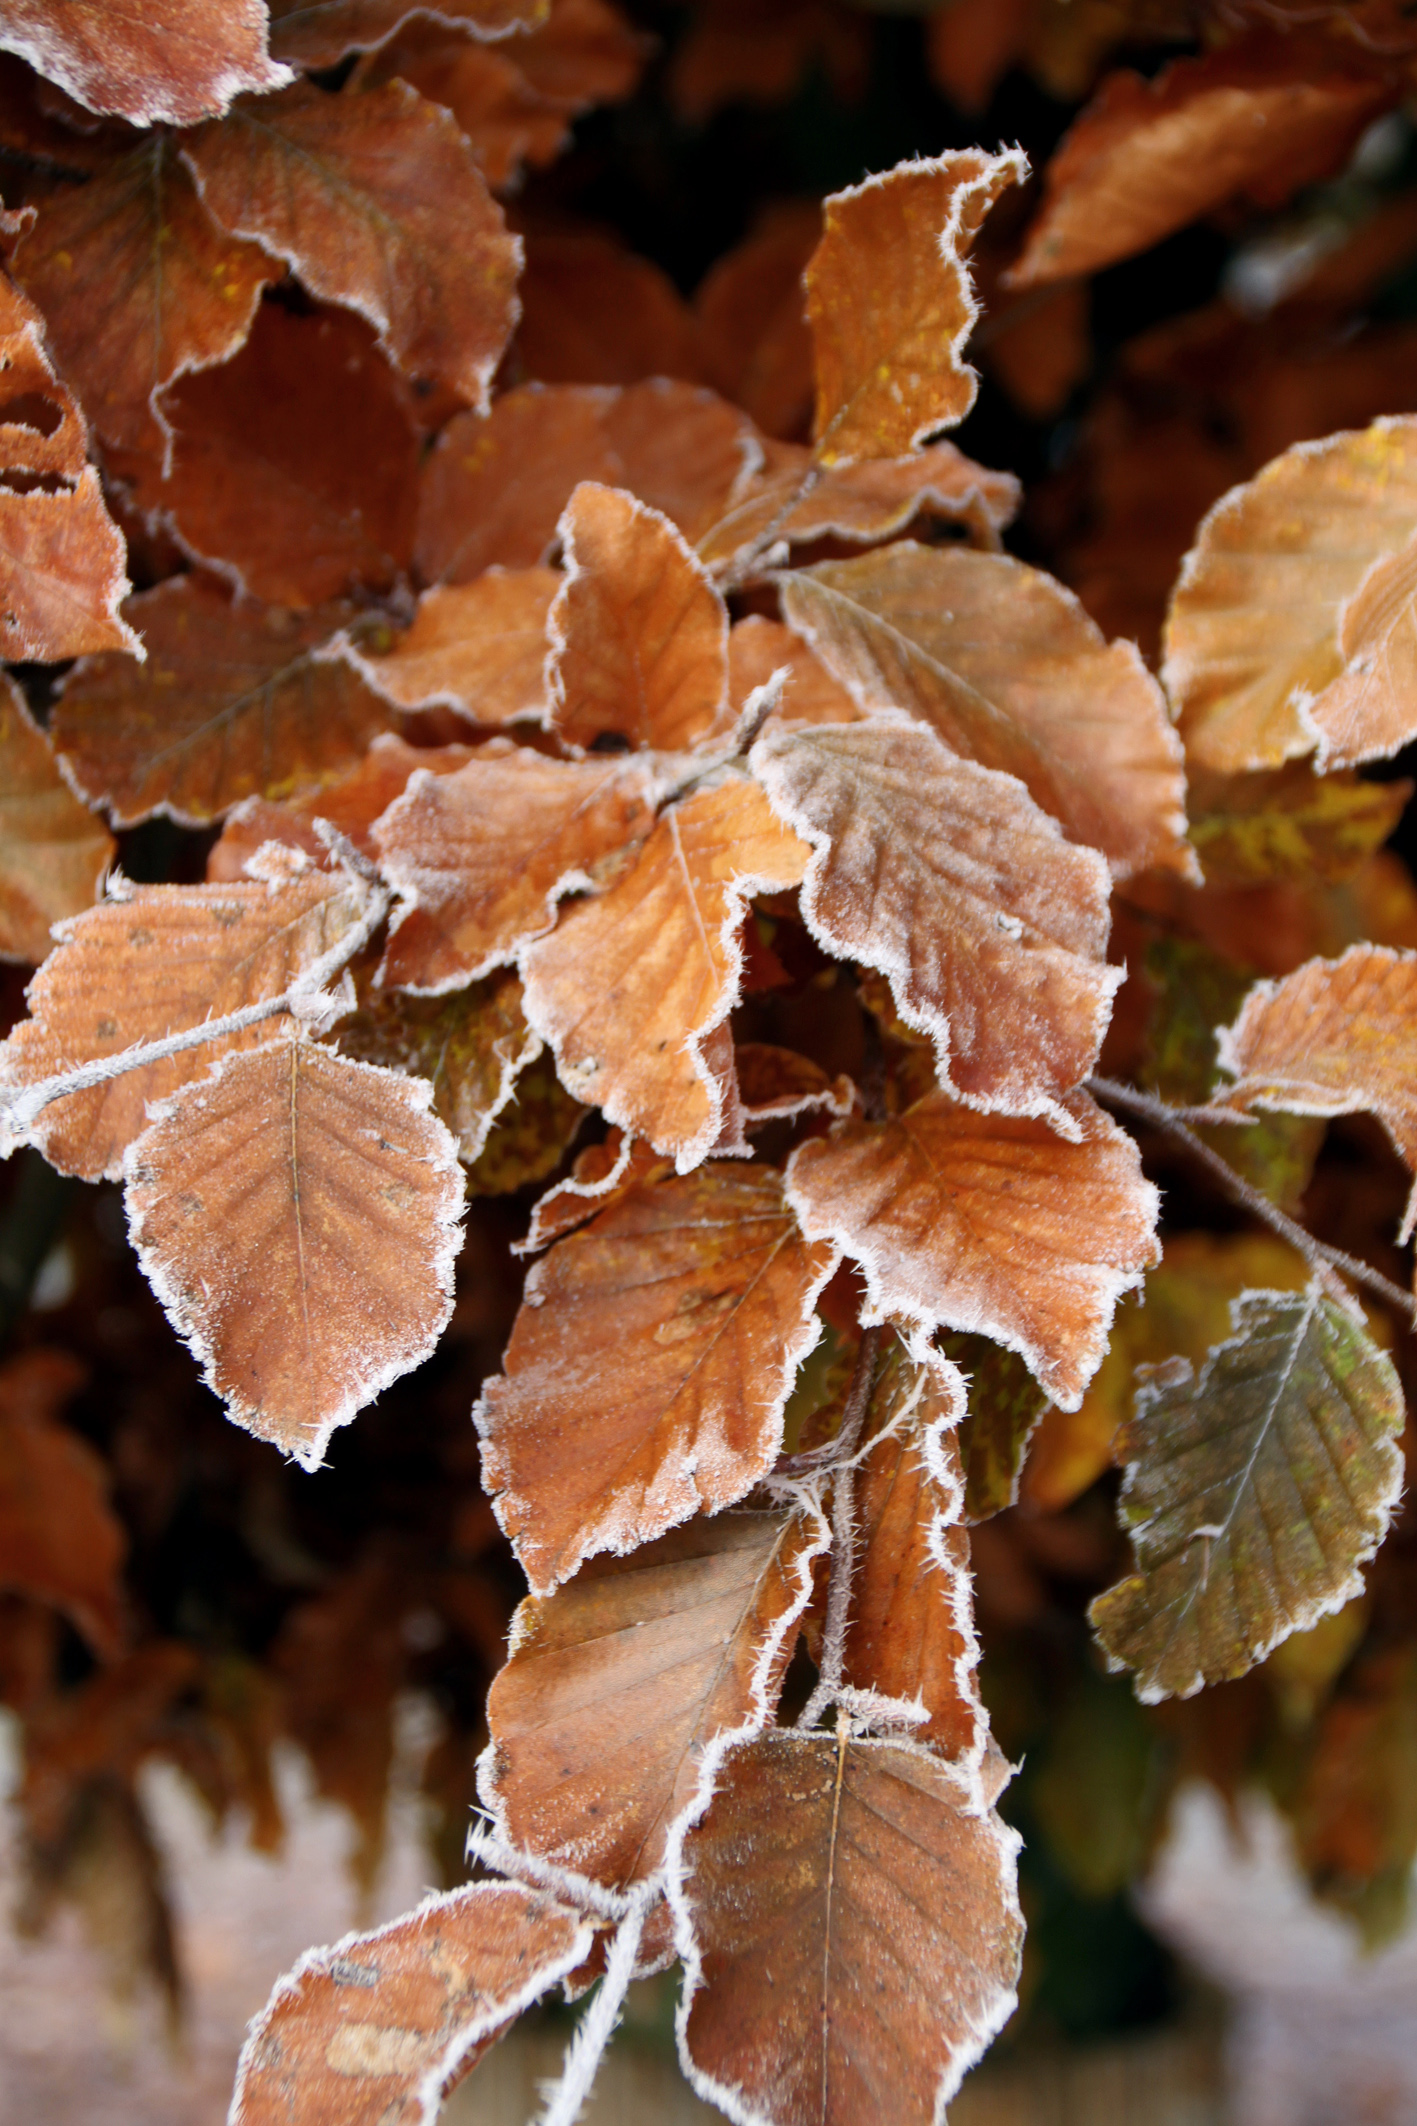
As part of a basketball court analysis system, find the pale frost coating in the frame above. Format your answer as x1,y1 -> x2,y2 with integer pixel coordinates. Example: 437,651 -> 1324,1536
0,1 -> 291,128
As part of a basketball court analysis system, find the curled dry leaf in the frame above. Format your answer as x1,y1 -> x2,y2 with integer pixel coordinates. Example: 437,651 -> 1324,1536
517,1126 -> 671,1253
331,967 -> 540,1164
751,717 -> 1118,1121
727,615 -> 859,728
781,543 -> 1193,882
1163,419 -> 1417,774
344,567 -> 558,723
946,1332 -> 1049,1524
475,1163 -> 838,1592
1091,1289 -> 1405,1702
0,678 -> 113,963
265,0 -> 548,68
184,80 -> 521,412
550,482 -> 733,754
787,1089 -> 1159,1410
125,1032 -> 464,1466
375,746 -> 658,992
0,273 -> 92,479
207,732 -> 476,881
0,855 -> 369,1181
230,1880 -> 592,2126
484,1500 -> 829,1892
669,1730 -> 1022,2126
1009,34 -> 1392,290
1187,763 -> 1410,889
805,148 -> 1026,463
735,1042 -> 853,1124
0,1348 -> 125,1657
0,0 -> 289,127
53,575 -> 399,827
1218,945 -> 1417,1239
520,776 -> 809,1167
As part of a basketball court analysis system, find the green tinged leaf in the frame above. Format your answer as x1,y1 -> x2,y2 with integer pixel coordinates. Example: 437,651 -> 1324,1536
942,1331 -> 1047,1522
1029,1664 -> 1155,1899
330,970 -> 538,1166
1188,763 -> 1409,888
1091,1289 -> 1404,1703
464,1047 -> 586,1199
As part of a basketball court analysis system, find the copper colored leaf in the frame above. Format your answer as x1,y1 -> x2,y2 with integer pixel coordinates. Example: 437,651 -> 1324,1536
331,967 -> 540,1163
1163,419 -> 1417,774
0,272 -> 91,479
185,81 -> 520,411
126,1032 -> 463,1465
9,135 -> 273,458
0,1349 -> 125,1656
787,1088 -> 1159,1409
518,1126 -> 671,1252
207,731 -> 476,880
345,568 -> 557,723
1010,35 -> 1391,290
483,1500 -> 828,1891
1218,945 -> 1417,1238
1302,525 -> 1417,771
266,0 -> 548,68
52,575 -> 399,827
1188,763 -> 1410,888
1091,1289 -> 1404,1702
550,482 -> 731,754
669,1730 -> 1022,2126
0,469 -> 139,664
735,1042 -> 852,1124
944,1331 -> 1049,1524
0,1 -> 289,127
727,615 -> 859,729
805,148 -> 1026,464
0,855 -> 368,1181
1294,1641 -> 1417,1945
0,678 -> 113,963
475,1163 -> 838,1591
781,542 -> 1193,881
751,716 -> 1118,1122
520,776 -> 809,1168
375,745 -> 658,991
695,200 -> 819,441
230,1880 -> 592,2126
513,222 -> 702,389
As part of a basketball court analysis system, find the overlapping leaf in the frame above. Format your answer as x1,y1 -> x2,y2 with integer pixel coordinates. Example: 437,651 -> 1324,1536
265,0 -> 547,68
0,0 -> 289,127
1091,1289 -> 1405,1702
207,732 -> 475,880
0,680 -> 113,963
345,567 -> 557,723
947,1332 -> 1049,1524
1187,763 -> 1410,888
475,1163 -> 838,1592
126,1032 -> 463,1466
727,614 -> 859,727
0,1349 -> 125,1657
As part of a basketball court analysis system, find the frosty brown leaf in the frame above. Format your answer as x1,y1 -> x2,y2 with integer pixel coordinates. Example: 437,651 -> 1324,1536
331,968 -> 540,1164
476,1163 -> 837,1591
126,1033 -> 463,1466
735,1042 -> 853,1124
805,148 -> 1025,463
207,732 -> 475,881
0,273 -> 91,480
751,717 -> 1118,1120
265,0 -> 547,68
518,1127 -> 672,1253
484,1500 -> 828,1891
230,1880 -> 591,2126
53,575 -> 398,827
669,1730 -> 1022,2126
782,542 -> 1193,881
946,1332 -> 1048,1525
185,81 -> 521,411
787,1089 -> 1159,1409
727,615 -> 859,729
1091,1290 -> 1404,1702
344,568 -> 557,724
0,679 -> 112,963
550,482 -> 732,754
0,1348 -> 125,1657
520,776 -> 809,1167
375,746 -> 657,992
0,471 -> 139,665
0,1 -> 289,127
0,857 -> 369,1181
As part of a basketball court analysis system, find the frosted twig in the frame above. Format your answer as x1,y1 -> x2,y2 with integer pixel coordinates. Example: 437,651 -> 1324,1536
531,1889 -> 653,2126
464,1818 -> 632,1922
706,461 -> 822,595
796,1322 -> 882,1733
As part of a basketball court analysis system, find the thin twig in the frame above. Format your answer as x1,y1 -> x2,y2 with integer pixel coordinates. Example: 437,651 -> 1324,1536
796,1322 -> 883,1733
533,1891 -> 653,2126
705,461 -> 823,597
1090,1076 -> 1417,1325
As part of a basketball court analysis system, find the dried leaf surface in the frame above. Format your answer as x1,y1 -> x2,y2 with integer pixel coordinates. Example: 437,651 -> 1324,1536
787,1089 -> 1159,1409
751,718 -> 1118,1120
185,80 -> 520,410
550,483 -> 732,754
1091,1289 -> 1405,1702
230,1880 -> 591,2126
0,678 -> 112,962
346,568 -> 557,723
0,0 -> 289,127
782,543 -> 1192,881
513,222 -> 702,388
331,968 -> 540,1164
126,1033 -> 463,1466
266,0 -> 547,68
0,272 -> 91,479
484,1501 -> 828,1889
520,776 -> 809,1167
0,858 -> 368,1181
727,615 -> 860,729
375,747 -> 658,992
0,1349 -> 125,1656
476,1164 -> 838,1592
670,1730 -> 1022,2126
805,148 -> 1025,463
53,576 -> 398,827
207,732 -> 476,880
0,470 -> 138,664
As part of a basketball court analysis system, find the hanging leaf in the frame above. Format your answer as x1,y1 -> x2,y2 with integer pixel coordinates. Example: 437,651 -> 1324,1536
330,968 -> 540,1164
344,567 -> 557,724
126,1032 -> 464,1466
265,0 -> 549,69
945,1331 -> 1049,1524
476,1163 -> 837,1591
669,1729 -> 1022,2126
1091,1288 -> 1405,1702
787,1088 -> 1159,1409
0,0 -> 289,128
0,1349 -> 125,1657
0,680 -> 113,964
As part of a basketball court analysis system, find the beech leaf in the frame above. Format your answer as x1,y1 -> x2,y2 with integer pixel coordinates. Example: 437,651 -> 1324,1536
1091,1289 -> 1405,1702
668,1730 -> 1022,2126
475,1163 -> 838,1592
265,0 -> 548,69
727,615 -> 860,730
483,1500 -> 828,1892
344,567 -> 558,724
0,1348 -> 125,1657
945,1332 -> 1048,1524
0,0 -> 290,128
230,1880 -> 592,2126
0,678 -> 113,962
780,542 -> 1193,881
805,148 -> 1026,463
331,968 -> 541,1164
207,732 -> 476,882
1187,763 -> 1411,889
750,717 -> 1119,1122
786,1089 -> 1159,1409
125,1032 -> 464,1466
